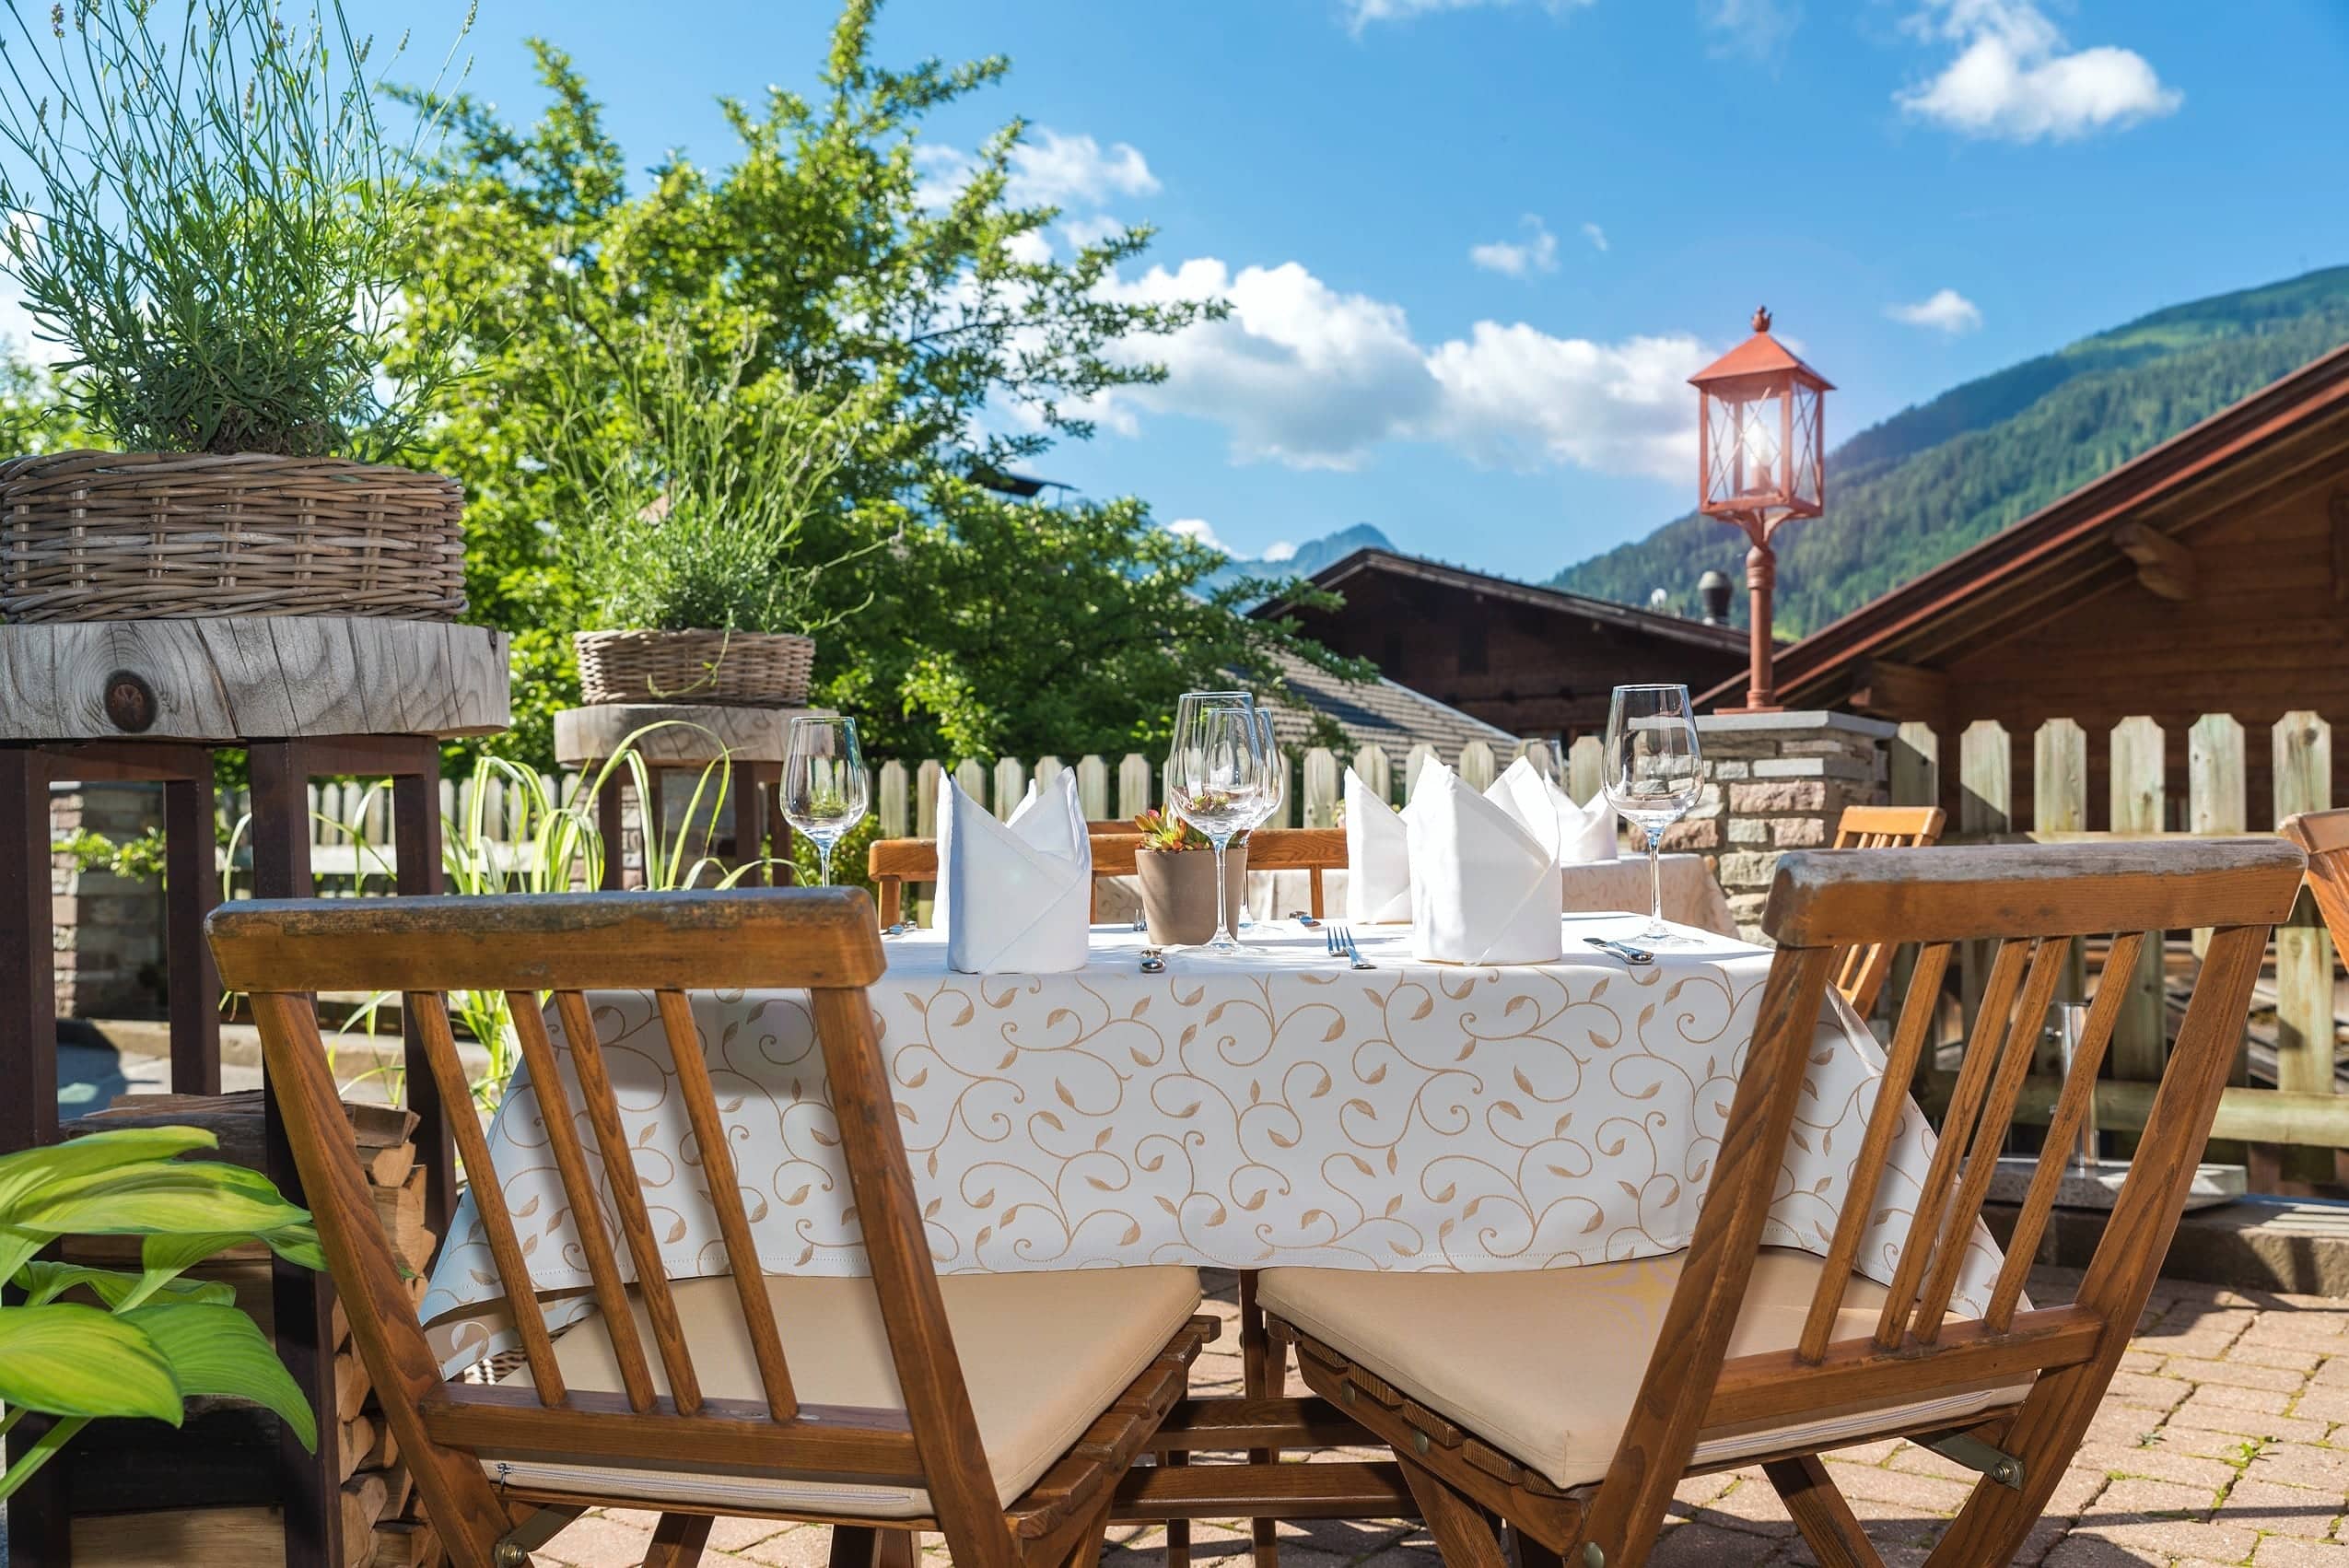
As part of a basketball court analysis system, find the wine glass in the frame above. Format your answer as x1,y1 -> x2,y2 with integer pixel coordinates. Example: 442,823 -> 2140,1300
1233,706 -> 1286,933
1168,699 -> 1266,953
1168,691 -> 1254,797
1602,685 -> 1703,942
781,715 -> 869,887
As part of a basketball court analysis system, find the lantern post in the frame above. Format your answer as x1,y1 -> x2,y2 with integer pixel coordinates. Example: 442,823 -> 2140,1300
1689,308 -> 1832,712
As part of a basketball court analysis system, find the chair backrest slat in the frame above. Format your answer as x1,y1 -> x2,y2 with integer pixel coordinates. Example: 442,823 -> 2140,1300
654,988 -> 798,1420
507,989 -> 659,1410
554,988 -> 705,1414
1985,930 -> 2141,1329
1911,936 -> 2071,1343
1797,939 -> 1952,1362
1829,803 -> 1947,1016
406,990 -> 567,1405
1872,936 -> 2028,1349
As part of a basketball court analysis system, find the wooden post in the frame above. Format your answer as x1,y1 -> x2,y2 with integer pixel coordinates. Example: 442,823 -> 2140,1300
916,760 -> 942,838
2187,714 -> 2247,963
1457,740 -> 1496,791
1302,747 -> 1339,829
1890,722 -> 1938,809
2034,719 -> 2089,1068
1116,753 -> 1153,820
1033,755 -> 1064,799
952,758 -> 988,812
1076,755 -> 1110,821
1353,743 -> 1392,805
877,761 -> 909,838
991,756 -> 1027,817
2109,716 -> 2168,1096
1958,720 -> 2011,1038
163,762 -> 225,1096
1568,735 -> 1603,807
1403,743 -> 1440,799
2273,712 -> 2336,1181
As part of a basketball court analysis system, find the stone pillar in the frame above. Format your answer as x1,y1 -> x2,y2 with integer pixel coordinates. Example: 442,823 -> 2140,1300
48,779 -> 168,1018
1671,711 -> 1894,942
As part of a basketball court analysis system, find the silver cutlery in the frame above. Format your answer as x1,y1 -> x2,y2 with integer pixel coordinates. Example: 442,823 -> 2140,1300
1326,923 -> 1374,970
1139,947 -> 1167,974
1290,910 -> 1322,928
882,920 -> 914,936
1131,912 -> 1148,932
1584,935 -> 1655,966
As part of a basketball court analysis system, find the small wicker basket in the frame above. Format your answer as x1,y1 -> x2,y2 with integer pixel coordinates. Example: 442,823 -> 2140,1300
574,628 -> 817,708
0,449 -> 466,622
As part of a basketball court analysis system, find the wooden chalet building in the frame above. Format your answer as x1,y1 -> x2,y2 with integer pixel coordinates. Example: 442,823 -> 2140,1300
1255,548 -> 1747,740
1701,340 -> 2349,825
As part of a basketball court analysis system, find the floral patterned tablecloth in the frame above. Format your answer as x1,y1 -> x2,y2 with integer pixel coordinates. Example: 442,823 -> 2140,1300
422,914 -> 2001,1369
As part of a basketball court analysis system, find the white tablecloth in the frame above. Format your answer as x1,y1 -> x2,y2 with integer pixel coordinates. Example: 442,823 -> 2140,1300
422,914 -> 2001,1369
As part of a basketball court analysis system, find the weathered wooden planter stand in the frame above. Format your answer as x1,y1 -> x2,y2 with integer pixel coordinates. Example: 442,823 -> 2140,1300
0,616 -> 509,1568
553,702 -> 818,887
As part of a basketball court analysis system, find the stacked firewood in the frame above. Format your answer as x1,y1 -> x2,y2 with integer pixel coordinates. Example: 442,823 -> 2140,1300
59,1091 -> 447,1568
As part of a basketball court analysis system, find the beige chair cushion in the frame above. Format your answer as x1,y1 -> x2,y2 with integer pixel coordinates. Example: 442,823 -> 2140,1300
489,1267 -> 1201,1518
1259,1249 -> 2027,1490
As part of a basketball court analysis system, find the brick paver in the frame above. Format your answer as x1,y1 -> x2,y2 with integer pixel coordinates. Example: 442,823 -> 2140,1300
535,1269 -> 2349,1567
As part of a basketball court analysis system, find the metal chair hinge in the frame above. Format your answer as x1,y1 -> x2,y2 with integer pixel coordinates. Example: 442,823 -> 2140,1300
1922,1429 -> 2026,1492
495,1501 -> 586,1566
1412,1429 -> 1431,1456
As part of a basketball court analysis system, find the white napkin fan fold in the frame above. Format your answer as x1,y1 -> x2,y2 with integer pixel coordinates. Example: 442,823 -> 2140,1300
937,772 -> 1092,974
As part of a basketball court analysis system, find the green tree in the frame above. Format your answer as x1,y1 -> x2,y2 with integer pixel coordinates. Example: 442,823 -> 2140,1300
397,0 -> 1361,766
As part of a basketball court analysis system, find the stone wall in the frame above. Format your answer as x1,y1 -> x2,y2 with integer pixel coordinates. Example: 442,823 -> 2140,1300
48,780 -> 167,1018
1664,710 -> 1895,942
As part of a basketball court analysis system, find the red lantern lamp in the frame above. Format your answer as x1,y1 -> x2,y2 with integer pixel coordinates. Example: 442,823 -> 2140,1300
1689,307 -> 1831,711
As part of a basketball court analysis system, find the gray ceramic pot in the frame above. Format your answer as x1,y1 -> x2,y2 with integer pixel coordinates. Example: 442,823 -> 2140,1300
1136,842 -> 1251,946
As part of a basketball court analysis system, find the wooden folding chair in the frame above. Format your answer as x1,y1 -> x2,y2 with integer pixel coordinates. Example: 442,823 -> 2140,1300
208,888 -> 1215,1568
1830,803 -> 1949,1015
868,827 -> 1350,926
2281,808 -> 2349,943
1255,838 -> 2302,1568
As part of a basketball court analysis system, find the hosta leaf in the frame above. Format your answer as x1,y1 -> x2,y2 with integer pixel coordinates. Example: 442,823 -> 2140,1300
0,1129 -> 217,1220
0,1304 -> 181,1422
122,1305 -> 315,1451
15,1261 -> 232,1310
15,1160 -> 310,1239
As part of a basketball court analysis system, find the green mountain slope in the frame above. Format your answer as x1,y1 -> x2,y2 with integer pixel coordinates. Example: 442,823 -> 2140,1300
1554,267 -> 2349,636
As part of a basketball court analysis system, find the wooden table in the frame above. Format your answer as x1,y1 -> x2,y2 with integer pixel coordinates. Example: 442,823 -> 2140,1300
0,615 -> 508,1568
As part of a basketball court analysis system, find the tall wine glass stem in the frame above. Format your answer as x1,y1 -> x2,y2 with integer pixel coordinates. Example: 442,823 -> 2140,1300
817,842 -> 836,888
1644,827 -> 1666,940
1210,837 -> 1235,949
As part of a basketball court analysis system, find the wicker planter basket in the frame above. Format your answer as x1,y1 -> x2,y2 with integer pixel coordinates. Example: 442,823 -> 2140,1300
0,449 -> 466,621
575,628 -> 817,708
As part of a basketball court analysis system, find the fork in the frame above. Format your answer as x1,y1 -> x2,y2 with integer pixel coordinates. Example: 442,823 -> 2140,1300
1326,923 -> 1375,970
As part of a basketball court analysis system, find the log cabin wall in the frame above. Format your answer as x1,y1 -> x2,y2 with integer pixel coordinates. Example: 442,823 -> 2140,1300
1272,556 -> 1747,740
1926,470 -> 2349,827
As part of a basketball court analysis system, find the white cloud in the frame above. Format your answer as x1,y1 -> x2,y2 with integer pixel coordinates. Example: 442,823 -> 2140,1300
1701,0 -> 1802,63
1342,0 -> 1594,33
1897,0 -> 2180,141
1166,518 -> 1230,554
1886,287 -> 1984,334
1469,216 -> 1559,277
1580,221 -> 1608,252
1059,214 -> 1129,252
1261,540 -> 1299,562
1098,257 -> 1714,481
916,127 -> 1159,211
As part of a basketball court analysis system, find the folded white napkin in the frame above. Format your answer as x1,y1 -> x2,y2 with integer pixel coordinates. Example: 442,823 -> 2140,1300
1343,767 -> 1413,923
1490,755 -> 1619,866
935,771 -> 1093,975
1401,762 -> 1564,965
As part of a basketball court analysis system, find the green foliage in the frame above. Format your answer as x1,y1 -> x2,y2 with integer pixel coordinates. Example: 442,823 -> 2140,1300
0,0 -> 473,457
1558,266 -> 2349,637
787,809 -> 882,895
394,3 -> 1366,767
52,825 -> 168,883
0,1128 -> 320,1500
547,318 -> 882,637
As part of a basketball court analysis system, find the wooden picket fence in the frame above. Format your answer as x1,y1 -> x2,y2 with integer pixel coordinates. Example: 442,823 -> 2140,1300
866,736 -> 1607,836
1889,708 -> 2349,1167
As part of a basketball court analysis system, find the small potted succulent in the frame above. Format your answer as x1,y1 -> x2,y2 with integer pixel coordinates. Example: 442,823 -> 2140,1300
0,0 -> 473,623
560,320 -> 866,707
1132,808 -> 1249,947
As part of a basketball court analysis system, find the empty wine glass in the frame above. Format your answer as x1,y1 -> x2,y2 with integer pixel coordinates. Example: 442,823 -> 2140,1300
1603,685 -> 1703,942
1169,698 -> 1265,953
1168,690 -> 1254,800
1233,706 -> 1286,933
782,715 -> 869,887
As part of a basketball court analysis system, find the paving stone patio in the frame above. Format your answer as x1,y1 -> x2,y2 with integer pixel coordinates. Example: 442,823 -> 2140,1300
534,1267 -> 2349,1568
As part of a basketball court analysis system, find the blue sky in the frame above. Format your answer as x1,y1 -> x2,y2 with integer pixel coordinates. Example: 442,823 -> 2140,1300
343,0 -> 2349,584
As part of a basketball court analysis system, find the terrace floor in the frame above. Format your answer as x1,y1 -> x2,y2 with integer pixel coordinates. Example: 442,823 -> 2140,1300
532,1268 -> 2349,1568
